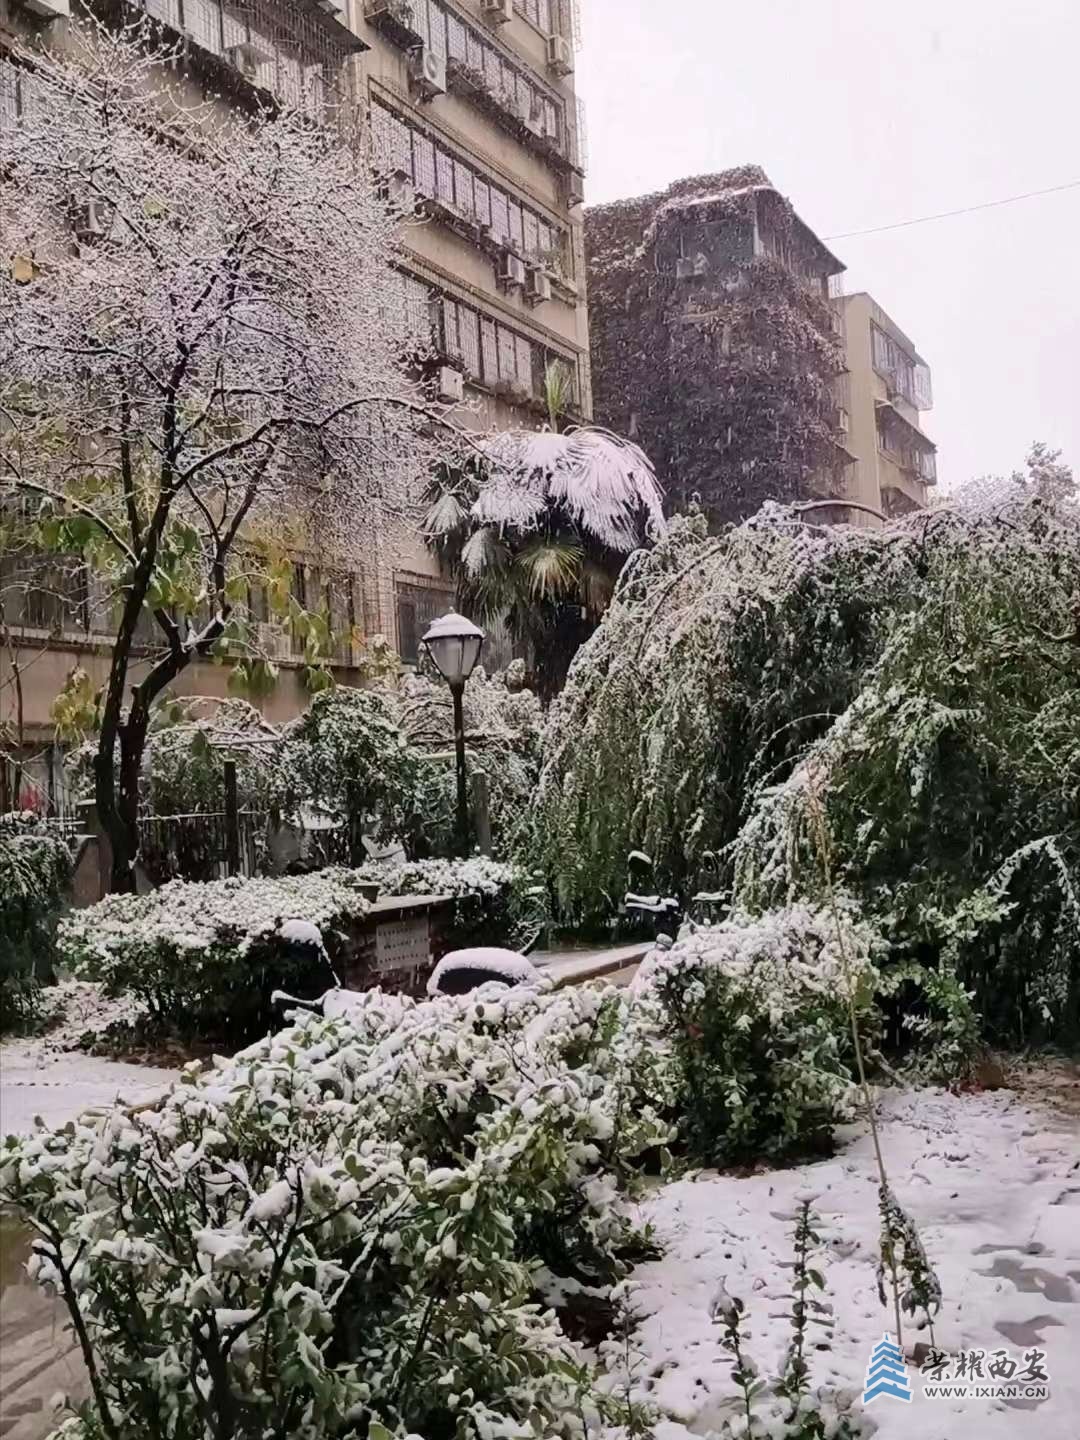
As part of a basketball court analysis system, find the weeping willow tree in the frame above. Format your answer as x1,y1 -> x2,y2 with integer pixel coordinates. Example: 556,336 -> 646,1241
533,495 -> 1080,1049
424,404 -> 665,699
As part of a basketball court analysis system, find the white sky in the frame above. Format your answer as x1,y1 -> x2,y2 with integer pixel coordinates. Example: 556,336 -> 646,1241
578,0 -> 1080,488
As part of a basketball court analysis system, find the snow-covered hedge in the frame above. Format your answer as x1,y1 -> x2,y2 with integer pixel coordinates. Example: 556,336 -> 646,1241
0,983 -> 673,1440
0,813 -> 72,1032
355,856 -> 549,952
634,905 -> 880,1161
58,870 -> 371,1042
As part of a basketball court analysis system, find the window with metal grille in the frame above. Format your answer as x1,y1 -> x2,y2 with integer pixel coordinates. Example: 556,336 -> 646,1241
395,581 -> 455,665
370,97 -> 571,272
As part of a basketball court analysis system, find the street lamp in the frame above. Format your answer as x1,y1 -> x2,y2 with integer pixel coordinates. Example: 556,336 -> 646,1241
422,610 -> 485,855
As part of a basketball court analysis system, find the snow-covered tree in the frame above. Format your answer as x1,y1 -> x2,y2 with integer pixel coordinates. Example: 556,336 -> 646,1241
0,18 -> 460,889
424,425 -> 665,697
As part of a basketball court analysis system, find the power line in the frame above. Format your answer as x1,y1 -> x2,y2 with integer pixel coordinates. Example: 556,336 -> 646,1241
824,179 -> 1080,240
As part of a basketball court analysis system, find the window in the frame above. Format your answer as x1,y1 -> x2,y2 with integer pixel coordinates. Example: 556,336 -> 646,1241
432,287 -> 569,400
516,0 -> 553,31
396,581 -> 455,665
371,98 -> 573,271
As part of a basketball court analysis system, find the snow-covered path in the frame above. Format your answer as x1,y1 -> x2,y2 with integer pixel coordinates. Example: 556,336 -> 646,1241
0,983 -> 176,1138
619,1082 -> 1080,1440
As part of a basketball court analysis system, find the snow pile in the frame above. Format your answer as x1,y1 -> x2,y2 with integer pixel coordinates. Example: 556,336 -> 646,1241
609,1085 -> 1080,1440
427,947 -> 542,995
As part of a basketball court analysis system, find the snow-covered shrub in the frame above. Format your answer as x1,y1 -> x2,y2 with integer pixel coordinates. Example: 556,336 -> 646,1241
281,687 -> 427,860
354,855 -> 549,952
0,983 -> 672,1440
139,700 -> 287,881
395,665 -> 543,858
731,500 -> 1080,1057
533,509 -> 914,929
538,496 -> 1080,1061
0,813 -> 72,1032
634,906 -> 880,1161
58,869 -> 371,1042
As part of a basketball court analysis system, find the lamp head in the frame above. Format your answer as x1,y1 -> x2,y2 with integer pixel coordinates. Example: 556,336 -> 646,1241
421,610 -> 485,686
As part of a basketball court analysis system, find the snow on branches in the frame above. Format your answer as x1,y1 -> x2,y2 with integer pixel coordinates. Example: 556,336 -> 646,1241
533,495 -> 1080,1055
0,982 -> 673,1440
0,17 -> 462,886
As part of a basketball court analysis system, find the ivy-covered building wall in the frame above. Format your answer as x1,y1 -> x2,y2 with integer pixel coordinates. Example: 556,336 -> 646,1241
585,166 -> 854,528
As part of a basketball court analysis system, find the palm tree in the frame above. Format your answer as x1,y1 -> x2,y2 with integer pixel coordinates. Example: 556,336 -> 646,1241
425,370 -> 665,698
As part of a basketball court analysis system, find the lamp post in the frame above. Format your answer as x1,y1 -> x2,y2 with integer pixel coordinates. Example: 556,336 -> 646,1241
421,610 -> 485,856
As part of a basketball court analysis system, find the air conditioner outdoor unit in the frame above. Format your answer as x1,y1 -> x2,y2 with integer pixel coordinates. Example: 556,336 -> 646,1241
837,408 -> 850,434
317,0 -> 345,14
437,366 -> 465,403
675,256 -> 699,281
526,267 -> 552,304
499,252 -> 527,289
481,0 -> 513,21
547,34 -> 573,75
72,199 -> 112,242
411,46 -> 447,99
563,173 -> 585,208
22,0 -> 70,18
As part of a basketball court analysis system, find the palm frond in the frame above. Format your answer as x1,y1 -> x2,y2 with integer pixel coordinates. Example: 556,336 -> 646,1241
514,538 -> 583,600
424,489 -> 468,538
460,525 -> 511,580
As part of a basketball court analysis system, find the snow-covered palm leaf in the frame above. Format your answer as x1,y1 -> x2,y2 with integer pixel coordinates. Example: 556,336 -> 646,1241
471,467 -> 549,531
514,539 -> 583,600
424,489 -> 468,538
478,427 -> 665,553
460,526 -> 511,580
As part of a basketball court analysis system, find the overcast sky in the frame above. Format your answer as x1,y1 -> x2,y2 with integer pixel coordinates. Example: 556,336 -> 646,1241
578,0 -> 1079,489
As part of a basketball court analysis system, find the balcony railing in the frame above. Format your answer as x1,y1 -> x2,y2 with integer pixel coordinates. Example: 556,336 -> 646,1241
132,0 -> 363,122
364,0 -> 584,173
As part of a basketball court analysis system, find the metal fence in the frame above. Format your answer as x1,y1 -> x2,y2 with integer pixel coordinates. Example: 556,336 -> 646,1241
137,809 -> 269,885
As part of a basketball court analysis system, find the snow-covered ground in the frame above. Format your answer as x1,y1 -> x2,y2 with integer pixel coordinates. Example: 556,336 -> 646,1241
616,1082 -> 1080,1439
0,982 -> 175,1137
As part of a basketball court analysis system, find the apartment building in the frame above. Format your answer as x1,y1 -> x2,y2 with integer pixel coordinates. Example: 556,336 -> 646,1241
838,293 -> 937,517
0,0 -> 588,797
586,166 -> 855,531
357,0 -> 590,660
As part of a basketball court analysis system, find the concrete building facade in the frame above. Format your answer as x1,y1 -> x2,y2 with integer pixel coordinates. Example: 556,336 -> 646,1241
838,292 -> 937,517
0,0 -> 588,799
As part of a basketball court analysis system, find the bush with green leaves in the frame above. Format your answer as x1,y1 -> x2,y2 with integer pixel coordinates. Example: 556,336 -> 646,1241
395,664 -> 543,859
58,869 -> 372,1043
632,905 -> 880,1162
0,982 -> 672,1440
731,501 -> 1080,1059
281,687 -> 428,860
0,812 -> 72,1033
537,495 -> 1080,1064
355,855 -> 549,953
